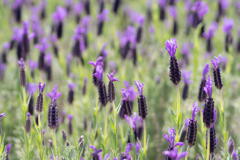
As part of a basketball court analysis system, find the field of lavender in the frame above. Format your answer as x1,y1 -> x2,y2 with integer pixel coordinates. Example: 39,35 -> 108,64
0,0 -> 240,159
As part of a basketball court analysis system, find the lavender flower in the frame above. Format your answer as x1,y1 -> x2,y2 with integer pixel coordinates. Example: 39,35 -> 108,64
107,72 -> 118,102
216,0 -> 229,22
203,76 -> 216,128
67,82 -> 76,104
18,58 -> 26,87
198,64 -> 209,102
228,138 -> 235,154
47,86 -> 61,129
12,0 -> 23,23
232,150 -> 239,160
119,82 -> 137,118
182,71 -> 191,100
67,114 -> 73,135
27,83 -> 38,115
28,60 -> 37,78
204,22 -> 218,53
89,145 -> 110,160
135,81 -> 147,119
52,7 -> 67,39
223,18 -> 234,52
36,82 -> 45,112
191,1 -> 208,28
169,7 -> 178,35
89,57 -> 104,86
209,126 -> 217,153
186,102 -> 200,146
37,38 -> 49,70
25,112 -> 31,133
211,56 -> 223,89
97,9 -> 109,35
158,0 -> 167,21
5,143 -> 12,159
44,53 -> 52,81
125,113 -> 144,140
165,39 -> 181,85
163,148 -> 188,160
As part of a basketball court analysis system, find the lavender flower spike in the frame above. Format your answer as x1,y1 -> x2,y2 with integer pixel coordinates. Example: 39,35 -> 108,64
163,148 -> 188,160
27,83 -> 38,96
182,71 -> 191,85
165,39 -> 177,57
204,76 -> 212,97
191,102 -> 200,120
107,72 -> 118,102
211,56 -> 223,89
107,72 -> 118,82
223,18 -> 234,35
47,85 -> 62,101
18,58 -> 25,69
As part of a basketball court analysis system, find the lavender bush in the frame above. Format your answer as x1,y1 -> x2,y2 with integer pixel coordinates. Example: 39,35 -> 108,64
0,0 -> 239,159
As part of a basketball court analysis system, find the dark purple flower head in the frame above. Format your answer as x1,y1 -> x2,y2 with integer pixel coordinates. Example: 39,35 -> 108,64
124,113 -> 143,129
67,114 -> 73,121
191,1 -> 208,19
52,6 -> 67,23
5,144 -> 12,154
23,21 -> 29,34
3,42 -> 10,51
191,102 -> 200,120
135,81 -> 144,95
163,128 -> 184,148
39,82 -> 46,93
28,60 -> 38,71
18,58 -> 25,69
68,82 -> 76,90
12,0 -> 23,9
182,71 -> 191,84
27,83 -> 38,95
169,6 -> 177,19
158,0 -> 167,7
202,64 -> 210,80
74,2 -> 83,15
219,0 -> 229,10
127,10 -> 145,26
204,76 -> 212,97
36,38 -> 49,52
47,85 -> 62,101
0,113 -> 6,119
163,148 -> 188,160
211,56 -> 221,69
98,9 -> 109,22
203,22 -> 218,40
81,16 -> 91,30
165,39 -> 177,57
119,26 -> 136,46
107,72 -> 118,82
12,28 -> 22,42
94,65 -> 104,81
121,81 -> 137,101
223,18 -> 234,34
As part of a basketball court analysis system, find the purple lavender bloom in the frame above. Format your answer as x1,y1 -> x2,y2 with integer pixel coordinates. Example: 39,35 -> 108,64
94,65 -> 104,81
158,0 -> 167,7
223,18 -> 234,34
47,86 -> 62,101
107,72 -> 118,82
52,7 -> 67,24
169,6 -> 177,19
163,148 -> 188,160
39,82 -> 46,93
181,43 -> 192,56
163,128 -> 184,149
27,83 -> 38,96
135,81 -> 144,95
89,57 -> 104,68
28,60 -> 38,71
232,150 -> 239,160
191,1 -> 208,19
211,56 -> 221,70
204,76 -> 212,97
182,71 -> 191,85
190,102 -> 200,121
36,38 -> 49,53
44,53 -> 52,66
165,39 -> 177,57
201,64 -> 209,80
74,2 -> 83,15
97,9 -> 109,22
203,22 -> 218,40
89,146 -> 110,160
5,144 -> 12,154
0,113 -> 6,119
68,82 -> 76,91
121,81 -> 137,101
219,0 -> 229,11
125,113 -> 143,130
